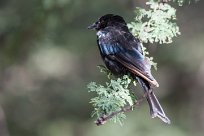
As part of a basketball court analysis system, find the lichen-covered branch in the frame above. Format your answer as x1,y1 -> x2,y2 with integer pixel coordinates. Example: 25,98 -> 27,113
88,74 -> 135,125
95,97 -> 146,126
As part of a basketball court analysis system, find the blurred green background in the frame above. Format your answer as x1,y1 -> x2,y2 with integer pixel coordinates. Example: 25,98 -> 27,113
0,0 -> 204,136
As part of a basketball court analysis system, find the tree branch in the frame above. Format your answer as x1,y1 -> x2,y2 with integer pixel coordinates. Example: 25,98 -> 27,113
95,95 -> 146,126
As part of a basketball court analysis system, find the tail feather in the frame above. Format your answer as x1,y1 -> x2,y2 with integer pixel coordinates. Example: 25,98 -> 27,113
136,77 -> 171,124
148,91 -> 171,124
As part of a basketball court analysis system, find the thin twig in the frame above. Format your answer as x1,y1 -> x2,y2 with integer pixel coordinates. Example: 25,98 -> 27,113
95,94 -> 147,126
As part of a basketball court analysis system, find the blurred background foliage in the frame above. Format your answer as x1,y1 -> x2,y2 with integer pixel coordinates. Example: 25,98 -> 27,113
0,0 -> 204,136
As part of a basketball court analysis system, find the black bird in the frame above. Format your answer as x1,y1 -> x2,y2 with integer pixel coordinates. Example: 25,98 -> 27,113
88,14 -> 170,124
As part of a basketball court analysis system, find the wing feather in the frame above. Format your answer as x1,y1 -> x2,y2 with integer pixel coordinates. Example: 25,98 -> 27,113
98,27 -> 159,87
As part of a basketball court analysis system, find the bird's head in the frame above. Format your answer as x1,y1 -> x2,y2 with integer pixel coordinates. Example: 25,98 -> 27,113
88,14 -> 127,31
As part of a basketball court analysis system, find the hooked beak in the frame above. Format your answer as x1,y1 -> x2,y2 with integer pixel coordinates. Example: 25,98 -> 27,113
87,22 -> 97,30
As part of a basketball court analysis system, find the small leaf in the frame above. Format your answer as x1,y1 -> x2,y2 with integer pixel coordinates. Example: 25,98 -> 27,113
87,73 -> 135,124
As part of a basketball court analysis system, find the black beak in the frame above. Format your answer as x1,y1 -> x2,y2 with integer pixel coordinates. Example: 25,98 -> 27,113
87,22 -> 97,30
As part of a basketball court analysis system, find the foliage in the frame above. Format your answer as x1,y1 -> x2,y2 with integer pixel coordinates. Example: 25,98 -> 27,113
127,0 -> 181,69
128,1 -> 180,44
87,71 -> 134,125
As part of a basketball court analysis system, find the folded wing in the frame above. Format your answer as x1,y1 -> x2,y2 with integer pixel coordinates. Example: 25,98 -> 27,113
98,27 -> 159,87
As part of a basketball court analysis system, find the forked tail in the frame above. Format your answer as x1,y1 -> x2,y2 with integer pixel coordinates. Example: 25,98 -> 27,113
136,77 -> 171,124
